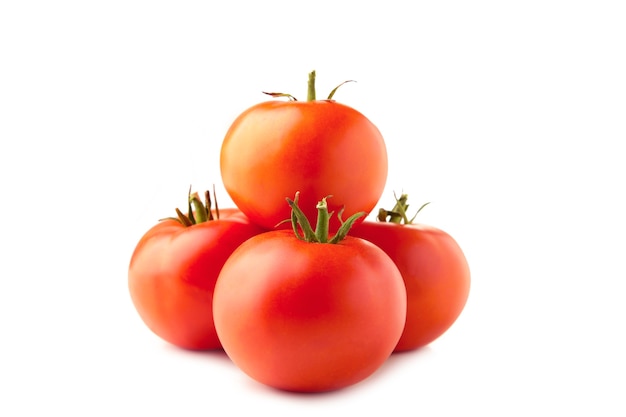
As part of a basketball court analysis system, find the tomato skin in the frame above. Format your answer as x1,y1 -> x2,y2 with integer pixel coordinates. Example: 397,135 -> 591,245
220,100 -> 388,231
128,209 -> 264,350
350,221 -> 471,352
212,230 -> 406,392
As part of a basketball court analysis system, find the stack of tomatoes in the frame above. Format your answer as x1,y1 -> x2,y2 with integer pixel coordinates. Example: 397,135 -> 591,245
128,71 -> 471,393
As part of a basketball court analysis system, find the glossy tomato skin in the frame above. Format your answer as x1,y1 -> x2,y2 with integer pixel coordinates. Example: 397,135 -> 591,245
350,221 -> 471,352
212,230 -> 406,392
220,100 -> 388,231
128,209 -> 264,350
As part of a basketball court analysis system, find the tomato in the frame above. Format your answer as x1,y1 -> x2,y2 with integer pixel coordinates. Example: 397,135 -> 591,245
220,71 -> 388,231
350,195 -> 471,351
212,195 -> 406,392
128,191 -> 264,350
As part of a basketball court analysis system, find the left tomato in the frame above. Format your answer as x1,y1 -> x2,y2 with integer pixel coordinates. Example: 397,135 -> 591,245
128,189 -> 264,350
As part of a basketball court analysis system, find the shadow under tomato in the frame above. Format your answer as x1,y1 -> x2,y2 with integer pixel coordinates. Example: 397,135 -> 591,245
160,342 -> 234,365
237,345 -> 435,398
360,345 -> 434,385
241,377 -> 352,399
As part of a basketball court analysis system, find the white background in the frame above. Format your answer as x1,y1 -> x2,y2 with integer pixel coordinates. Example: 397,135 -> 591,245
1,1 -> 625,415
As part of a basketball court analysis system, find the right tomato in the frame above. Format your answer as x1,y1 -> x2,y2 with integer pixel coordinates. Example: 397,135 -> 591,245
350,194 -> 471,352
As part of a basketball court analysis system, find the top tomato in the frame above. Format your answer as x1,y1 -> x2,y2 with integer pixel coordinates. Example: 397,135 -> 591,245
220,71 -> 388,231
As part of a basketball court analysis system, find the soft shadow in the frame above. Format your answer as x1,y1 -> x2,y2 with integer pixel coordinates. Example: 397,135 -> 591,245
376,345 -> 434,376
160,343 -> 234,365
237,346 -> 435,399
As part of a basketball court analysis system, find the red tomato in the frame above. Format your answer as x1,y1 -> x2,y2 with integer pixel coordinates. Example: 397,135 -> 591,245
351,202 -> 470,351
220,71 -> 388,231
128,194 -> 264,350
212,196 -> 406,392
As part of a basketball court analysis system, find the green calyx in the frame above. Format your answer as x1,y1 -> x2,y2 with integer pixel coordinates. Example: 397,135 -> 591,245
376,192 -> 430,225
161,186 -> 221,227
286,192 -> 365,244
262,70 -> 355,102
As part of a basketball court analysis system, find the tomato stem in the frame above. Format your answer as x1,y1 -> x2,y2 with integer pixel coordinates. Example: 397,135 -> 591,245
330,207 -> 366,244
262,91 -> 297,101
287,192 -> 318,241
389,193 -> 410,224
174,208 -> 193,227
307,70 -> 316,101
187,185 -> 196,224
286,192 -> 364,244
204,190 -> 214,221
315,197 -> 332,243
160,186 -> 221,227
327,79 -> 356,100
263,71 -> 354,102
376,192 -> 430,224
190,192 -> 208,223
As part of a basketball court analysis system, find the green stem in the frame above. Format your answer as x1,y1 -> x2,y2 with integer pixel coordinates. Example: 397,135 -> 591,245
190,192 -> 208,223
211,185 -> 219,219
390,193 -> 410,224
376,192 -> 430,225
307,70 -> 316,101
159,187 -> 221,227
327,79 -> 356,100
187,186 -> 195,224
287,192 -> 318,242
286,192 -> 364,244
175,208 -> 193,227
314,197 -> 331,243
204,190 -> 214,220
262,91 -> 297,101
329,210 -> 366,244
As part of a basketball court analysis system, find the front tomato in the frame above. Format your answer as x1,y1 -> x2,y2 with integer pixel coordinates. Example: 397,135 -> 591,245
212,195 -> 406,392
220,71 -> 388,231
128,191 -> 264,350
